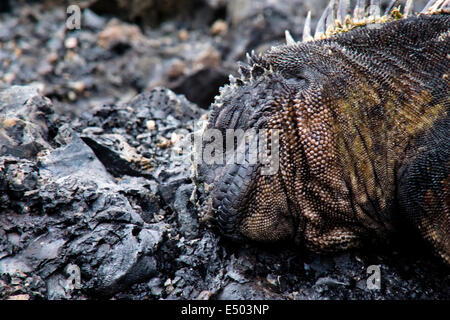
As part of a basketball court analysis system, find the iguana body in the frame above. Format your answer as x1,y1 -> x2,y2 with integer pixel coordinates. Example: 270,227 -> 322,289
197,0 -> 450,265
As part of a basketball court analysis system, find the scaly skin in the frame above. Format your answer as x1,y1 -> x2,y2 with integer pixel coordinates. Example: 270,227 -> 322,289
197,5 -> 449,265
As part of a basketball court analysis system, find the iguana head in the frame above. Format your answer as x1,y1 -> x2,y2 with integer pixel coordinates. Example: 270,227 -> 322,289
195,6 -> 356,243
196,46 -> 328,243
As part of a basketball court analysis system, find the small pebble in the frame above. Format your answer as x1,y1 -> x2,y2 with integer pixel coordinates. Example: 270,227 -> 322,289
210,20 -> 228,36
178,29 -> 189,41
146,120 -> 157,131
64,37 -> 78,49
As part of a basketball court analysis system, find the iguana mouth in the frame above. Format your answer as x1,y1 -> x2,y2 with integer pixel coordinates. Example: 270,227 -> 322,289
209,158 -> 260,241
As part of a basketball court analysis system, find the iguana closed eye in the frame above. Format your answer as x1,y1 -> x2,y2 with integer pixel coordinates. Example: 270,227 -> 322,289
196,0 -> 450,265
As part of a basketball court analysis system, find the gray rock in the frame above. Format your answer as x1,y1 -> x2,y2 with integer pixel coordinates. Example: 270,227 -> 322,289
0,86 -> 167,299
314,277 -> 349,288
83,8 -> 107,31
0,86 -> 53,159
218,282 -> 282,300
94,224 -> 164,294
174,184 -> 199,240
128,87 -> 204,122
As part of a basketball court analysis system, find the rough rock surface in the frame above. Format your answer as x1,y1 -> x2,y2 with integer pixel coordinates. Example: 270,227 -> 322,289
0,0 -> 448,300
0,86 -> 167,298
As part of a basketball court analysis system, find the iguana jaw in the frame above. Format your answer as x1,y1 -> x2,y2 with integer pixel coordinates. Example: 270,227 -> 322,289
209,161 -> 257,241
207,158 -> 297,243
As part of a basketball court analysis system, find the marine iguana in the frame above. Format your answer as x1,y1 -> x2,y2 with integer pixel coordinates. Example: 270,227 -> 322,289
196,0 -> 450,265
